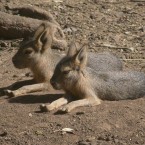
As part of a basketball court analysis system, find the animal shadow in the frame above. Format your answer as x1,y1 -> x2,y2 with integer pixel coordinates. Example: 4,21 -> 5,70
8,92 -> 64,104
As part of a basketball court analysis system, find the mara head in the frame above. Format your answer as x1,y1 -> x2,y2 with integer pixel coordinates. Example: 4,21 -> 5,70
50,43 -> 88,90
12,23 -> 53,69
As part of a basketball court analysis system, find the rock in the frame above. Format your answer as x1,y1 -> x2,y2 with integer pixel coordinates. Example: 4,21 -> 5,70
90,14 -> 95,19
25,72 -> 33,77
28,113 -> 32,117
0,41 -> 9,47
0,131 -> 7,137
11,41 -> 19,47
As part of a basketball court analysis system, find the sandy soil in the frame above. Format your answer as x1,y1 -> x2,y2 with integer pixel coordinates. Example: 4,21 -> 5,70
0,0 -> 145,144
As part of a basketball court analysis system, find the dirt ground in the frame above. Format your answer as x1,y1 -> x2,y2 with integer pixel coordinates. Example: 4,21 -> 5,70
0,0 -> 145,145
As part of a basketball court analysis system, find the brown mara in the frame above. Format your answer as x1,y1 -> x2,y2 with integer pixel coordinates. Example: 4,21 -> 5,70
40,44 -> 145,113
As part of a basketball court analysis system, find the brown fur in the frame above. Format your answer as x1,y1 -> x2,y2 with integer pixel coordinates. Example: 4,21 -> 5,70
4,23 -> 63,97
12,23 -> 61,78
4,23 -> 122,98
41,45 -> 101,113
46,44 -> 145,113
13,23 -> 61,84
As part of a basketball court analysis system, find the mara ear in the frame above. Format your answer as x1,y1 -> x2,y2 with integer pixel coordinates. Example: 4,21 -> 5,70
34,23 -> 53,53
67,40 -> 78,57
39,27 -> 53,53
67,31 -> 78,57
73,44 -> 88,69
33,23 -> 46,51
33,23 -> 46,41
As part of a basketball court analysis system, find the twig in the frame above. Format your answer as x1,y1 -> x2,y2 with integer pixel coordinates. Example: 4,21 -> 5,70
96,44 -> 132,50
19,131 -> 27,135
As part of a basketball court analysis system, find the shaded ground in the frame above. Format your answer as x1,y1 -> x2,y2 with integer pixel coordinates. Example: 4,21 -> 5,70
0,0 -> 145,144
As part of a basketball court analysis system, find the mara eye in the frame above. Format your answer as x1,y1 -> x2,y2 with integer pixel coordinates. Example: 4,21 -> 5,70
24,49 -> 33,55
63,70 -> 70,75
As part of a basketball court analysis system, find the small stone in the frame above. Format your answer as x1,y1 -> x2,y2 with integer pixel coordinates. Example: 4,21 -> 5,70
53,0 -> 63,2
106,136 -> 112,141
90,14 -> 95,19
78,141 -> 90,145
0,42 -> 9,47
28,113 -> 32,117
90,49 -> 95,52
40,104 -> 49,112
76,112 -> 85,115
0,131 -> 7,137
5,71 -> 9,73
128,47 -> 134,52
19,73 -> 26,77
63,27 -> 72,34
114,139 -> 119,143
125,31 -> 130,35
86,136 -> 95,142
13,74 -> 18,78
11,42 -> 19,47
25,72 -> 33,77
63,26 -> 77,35
139,26 -> 145,32
35,130 -> 43,135
61,128 -> 74,134
135,141 -> 139,144
137,3 -> 144,6
56,123 -> 61,127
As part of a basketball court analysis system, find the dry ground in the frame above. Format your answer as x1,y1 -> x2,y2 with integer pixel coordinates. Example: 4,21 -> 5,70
0,0 -> 145,144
